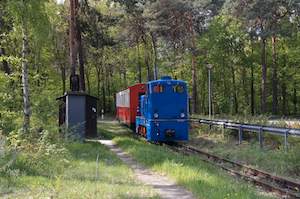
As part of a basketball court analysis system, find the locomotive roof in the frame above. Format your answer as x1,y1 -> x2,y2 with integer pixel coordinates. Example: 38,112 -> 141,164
148,76 -> 186,85
116,77 -> 186,95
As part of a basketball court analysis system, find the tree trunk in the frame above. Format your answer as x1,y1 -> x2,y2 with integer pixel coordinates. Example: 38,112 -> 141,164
250,64 -> 255,115
293,83 -> 297,115
261,38 -> 267,113
137,44 -> 142,83
69,0 -> 79,91
191,53 -> 197,114
282,82 -> 287,115
76,1 -> 86,93
189,14 -> 198,114
35,52 -> 41,87
69,0 -> 77,76
109,67 -> 114,113
101,66 -> 106,112
271,35 -> 278,115
21,21 -> 31,133
150,32 -> 158,80
144,41 -> 152,81
250,42 -> 255,115
241,66 -> 249,107
172,45 -> 177,78
85,65 -> 91,94
77,28 -> 86,92
96,66 -> 101,116
231,66 -> 238,114
0,48 -> 11,74
106,66 -> 111,112
60,65 -> 66,94
122,64 -> 127,87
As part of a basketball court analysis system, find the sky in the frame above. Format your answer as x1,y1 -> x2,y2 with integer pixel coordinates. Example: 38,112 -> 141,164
56,0 -> 65,5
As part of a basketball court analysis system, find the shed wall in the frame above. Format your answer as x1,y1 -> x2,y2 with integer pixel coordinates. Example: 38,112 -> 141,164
66,95 -> 86,138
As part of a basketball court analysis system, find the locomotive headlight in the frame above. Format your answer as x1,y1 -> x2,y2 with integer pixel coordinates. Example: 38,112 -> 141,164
154,113 -> 159,118
180,113 -> 185,118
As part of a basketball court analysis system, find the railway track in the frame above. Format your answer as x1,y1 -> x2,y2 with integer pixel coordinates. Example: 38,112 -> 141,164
126,122 -> 300,198
163,143 -> 300,198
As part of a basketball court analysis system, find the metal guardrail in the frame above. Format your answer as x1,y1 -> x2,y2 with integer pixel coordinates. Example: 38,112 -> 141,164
195,118 -> 300,150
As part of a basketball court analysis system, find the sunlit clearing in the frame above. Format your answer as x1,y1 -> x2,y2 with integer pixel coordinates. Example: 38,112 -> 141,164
56,0 -> 64,5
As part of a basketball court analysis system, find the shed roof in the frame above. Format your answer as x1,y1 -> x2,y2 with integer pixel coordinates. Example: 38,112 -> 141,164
56,91 -> 99,100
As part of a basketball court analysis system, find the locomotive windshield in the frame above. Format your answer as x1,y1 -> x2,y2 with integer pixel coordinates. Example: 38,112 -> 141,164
153,85 -> 164,93
173,85 -> 185,93
151,83 -> 185,94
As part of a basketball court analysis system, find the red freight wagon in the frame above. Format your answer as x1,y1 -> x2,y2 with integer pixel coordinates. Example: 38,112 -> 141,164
116,83 -> 146,129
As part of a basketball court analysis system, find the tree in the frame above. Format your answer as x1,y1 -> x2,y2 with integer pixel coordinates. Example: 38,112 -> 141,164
51,3 -> 69,94
7,0 -> 50,133
79,0 -> 116,112
69,0 -> 79,91
118,1 -> 148,82
147,0 -> 223,113
229,0 -> 300,114
0,0 -> 12,75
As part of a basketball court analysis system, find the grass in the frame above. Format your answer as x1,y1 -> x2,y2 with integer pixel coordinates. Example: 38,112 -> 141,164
99,121 -> 275,199
0,141 -> 158,199
189,124 -> 300,181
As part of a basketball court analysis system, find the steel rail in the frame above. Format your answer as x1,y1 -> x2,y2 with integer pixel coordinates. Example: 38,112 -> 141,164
165,143 -> 300,198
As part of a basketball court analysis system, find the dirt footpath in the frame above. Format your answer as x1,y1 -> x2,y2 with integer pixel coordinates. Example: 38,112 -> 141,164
99,140 -> 195,199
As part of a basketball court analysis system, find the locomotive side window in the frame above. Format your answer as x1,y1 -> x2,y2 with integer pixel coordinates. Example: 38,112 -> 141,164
153,85 -> 164,93
173,85 -> 184,93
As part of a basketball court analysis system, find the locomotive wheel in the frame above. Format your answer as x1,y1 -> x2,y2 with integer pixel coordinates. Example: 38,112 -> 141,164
137,125 -> 147,137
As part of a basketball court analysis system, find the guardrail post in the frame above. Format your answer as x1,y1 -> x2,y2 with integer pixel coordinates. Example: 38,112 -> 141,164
258,128 -> 263,148
222,123 -> 225,138
284,130 -> 289,151
209,121 -> 212,130
238,126 -> 243,145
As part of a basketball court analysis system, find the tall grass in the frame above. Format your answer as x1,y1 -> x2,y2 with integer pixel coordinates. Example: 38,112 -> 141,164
190,125 -> 300,180
0,133 -> 158,198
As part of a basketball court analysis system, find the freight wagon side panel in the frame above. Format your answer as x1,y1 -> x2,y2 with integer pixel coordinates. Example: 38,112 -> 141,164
129,84 -> 146,129
116,89 -> 130,125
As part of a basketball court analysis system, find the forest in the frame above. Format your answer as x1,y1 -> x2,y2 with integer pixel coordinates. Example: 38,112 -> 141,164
1,0 -> 300,136
1,0 -> 300,198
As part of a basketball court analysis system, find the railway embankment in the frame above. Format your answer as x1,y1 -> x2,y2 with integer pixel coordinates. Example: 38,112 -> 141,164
190,123 -> 300,181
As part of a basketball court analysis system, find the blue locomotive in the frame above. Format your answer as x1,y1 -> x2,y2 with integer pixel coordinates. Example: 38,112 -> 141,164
135,76 -> 189,142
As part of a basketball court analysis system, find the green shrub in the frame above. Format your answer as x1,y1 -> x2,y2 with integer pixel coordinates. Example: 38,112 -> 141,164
4,128 -> 71,177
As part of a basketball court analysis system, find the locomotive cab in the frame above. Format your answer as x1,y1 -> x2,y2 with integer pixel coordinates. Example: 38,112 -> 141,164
136,76 -> 189,142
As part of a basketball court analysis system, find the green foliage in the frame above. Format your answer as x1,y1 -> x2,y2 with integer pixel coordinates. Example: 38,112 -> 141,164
0,73 -> 22,133
5,128 -> 69,176
0,0 -> 300,190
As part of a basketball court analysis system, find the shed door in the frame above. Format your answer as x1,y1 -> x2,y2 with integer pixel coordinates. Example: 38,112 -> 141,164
86,96 -> 97,138
58,98 -> 66,126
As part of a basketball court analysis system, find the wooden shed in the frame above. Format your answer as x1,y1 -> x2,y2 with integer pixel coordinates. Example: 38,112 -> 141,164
56,92 -> 98,139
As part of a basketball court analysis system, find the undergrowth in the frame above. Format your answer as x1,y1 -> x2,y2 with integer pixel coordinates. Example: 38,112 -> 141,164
0,127 -> 158,198
190,124 -> 300,180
